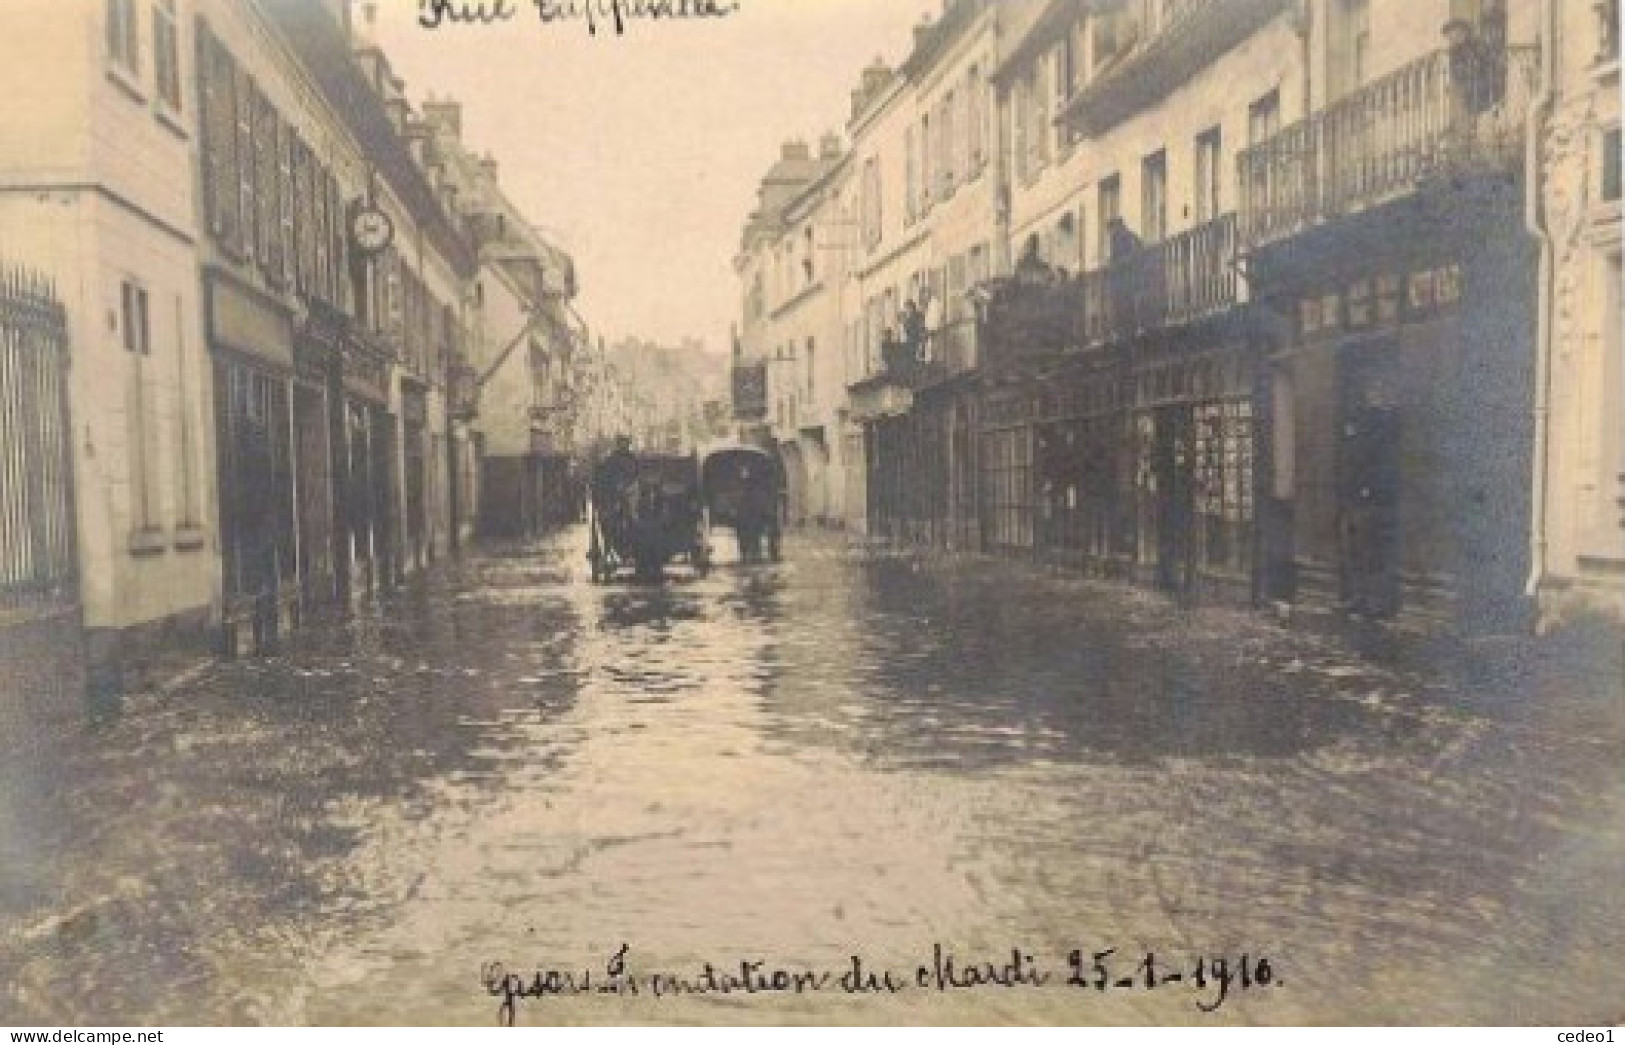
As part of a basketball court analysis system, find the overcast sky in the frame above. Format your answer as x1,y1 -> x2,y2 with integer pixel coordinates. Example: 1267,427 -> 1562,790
371,0 -> 926,355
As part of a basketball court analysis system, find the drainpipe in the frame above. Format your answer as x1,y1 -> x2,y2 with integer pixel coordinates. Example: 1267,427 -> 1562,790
1523,0 -> 1557,611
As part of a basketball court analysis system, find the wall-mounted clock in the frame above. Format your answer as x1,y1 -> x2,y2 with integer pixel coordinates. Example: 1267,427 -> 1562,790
350,203 -> 395,256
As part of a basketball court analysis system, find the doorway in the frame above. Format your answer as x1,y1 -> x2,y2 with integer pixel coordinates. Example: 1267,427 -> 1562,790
1337,343 -> 1403,617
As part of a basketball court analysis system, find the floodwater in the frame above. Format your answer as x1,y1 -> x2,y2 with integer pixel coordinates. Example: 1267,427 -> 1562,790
2,529 -> 1621,1025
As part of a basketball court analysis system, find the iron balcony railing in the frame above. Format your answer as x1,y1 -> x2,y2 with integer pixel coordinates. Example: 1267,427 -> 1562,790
851,317 -> 981,391
928,318 -> 980,378
985,213 -> 1240,365
1085,212 -> 1240,347
1239,42 -> 1541,249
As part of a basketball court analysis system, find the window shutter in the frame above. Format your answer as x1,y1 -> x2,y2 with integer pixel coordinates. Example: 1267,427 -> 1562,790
278,122 -> 296,287
235,70 -> 257,262
254,91 -> 277,274
196,21 -> 216,232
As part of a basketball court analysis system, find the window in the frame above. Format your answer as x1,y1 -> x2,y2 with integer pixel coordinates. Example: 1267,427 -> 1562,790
1332,0 -> 1371,98
235,67 -> 258,261
1014,73 -> 1031,182
254,89 -> 280,277
1091,11 -> 1115,68
1098,175 -> 1122,260
905,125 -> 918,220
122,281 -> 151,356
1035,59 -> 1052,166
199,27 -> 242,250
861,156 -> 882,250
969,241 -> 990,286
106,0 -> 139,75
940,90 -> 956,193
325,171 -> 346,309
966,65 -> 985,171
121,279 -> 156,533
1603,127 -> 1622,203
1599,0 -> 1620,63
172,294 -> 198,526
921,112 -> 933,207
1194,126 -> 1222,223
1056,214 -> 1077,275
278,119 -> 296,287
1054,37 -> 1076,154
806,338 -> 816,402
1247,90 -> 1281,214
154,0 -> 180,110
1142,150 -> 1167,243
1249,91 -> 1281,148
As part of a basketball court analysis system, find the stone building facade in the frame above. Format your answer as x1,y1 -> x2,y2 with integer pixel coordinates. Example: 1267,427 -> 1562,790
1533,0 -> 1623,624
737,0 -> 1606,638
0,0 -> 219,686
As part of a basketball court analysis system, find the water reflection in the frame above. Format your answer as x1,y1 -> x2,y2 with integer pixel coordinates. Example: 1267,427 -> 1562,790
0,529 -> 1619,1026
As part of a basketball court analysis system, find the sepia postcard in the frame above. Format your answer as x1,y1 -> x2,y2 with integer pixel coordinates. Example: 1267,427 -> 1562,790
0,0 -> 1621,1030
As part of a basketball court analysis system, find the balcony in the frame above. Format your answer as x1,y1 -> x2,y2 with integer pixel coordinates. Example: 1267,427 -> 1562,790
731,360 -> 768,421
1239,42 -> 1540,250
982,213 -> 1240,364
1061,0 -> 1291,138
1088,211 -> 1240,346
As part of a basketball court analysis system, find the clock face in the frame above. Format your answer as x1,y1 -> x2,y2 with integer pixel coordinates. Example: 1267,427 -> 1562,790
351,206 -> 394,255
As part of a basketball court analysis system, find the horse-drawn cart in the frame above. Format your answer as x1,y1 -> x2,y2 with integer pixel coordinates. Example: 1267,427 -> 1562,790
587,452 -> 709,583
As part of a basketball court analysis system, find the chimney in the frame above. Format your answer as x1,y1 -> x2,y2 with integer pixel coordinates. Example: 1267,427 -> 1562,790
913,15 -> 934,51
479,153 -> 499,184
781,139 -> 811,162
384,96 -> 409,136
405,119 -> 430,165
861,57 -> 891,96
422,95 -> 463,142
354,0 -> 379,46
819,132 -> 842,160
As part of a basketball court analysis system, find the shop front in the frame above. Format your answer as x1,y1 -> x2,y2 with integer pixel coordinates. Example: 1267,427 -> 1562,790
1257,189 -> 1535,630
207,272 -> 298,655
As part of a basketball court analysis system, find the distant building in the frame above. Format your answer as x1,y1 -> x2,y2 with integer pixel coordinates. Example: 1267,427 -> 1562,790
417,95 -> 585,539
735,135 -> 855,527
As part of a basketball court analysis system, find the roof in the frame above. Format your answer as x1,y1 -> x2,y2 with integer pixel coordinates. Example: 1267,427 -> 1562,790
993,0 -> 1083,85
259,0 -> 477,279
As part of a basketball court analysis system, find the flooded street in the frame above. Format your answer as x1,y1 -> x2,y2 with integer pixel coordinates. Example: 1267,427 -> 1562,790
2,530 -> 1622,1026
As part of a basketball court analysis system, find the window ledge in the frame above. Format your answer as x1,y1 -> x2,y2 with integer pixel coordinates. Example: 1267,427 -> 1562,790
105,64 -> 145,104
154,102 -> 189,141
1588,202 -> 1623,245
173,524 -> 207,552
1591,57 -> 1620,84
127,526 -> 168,557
